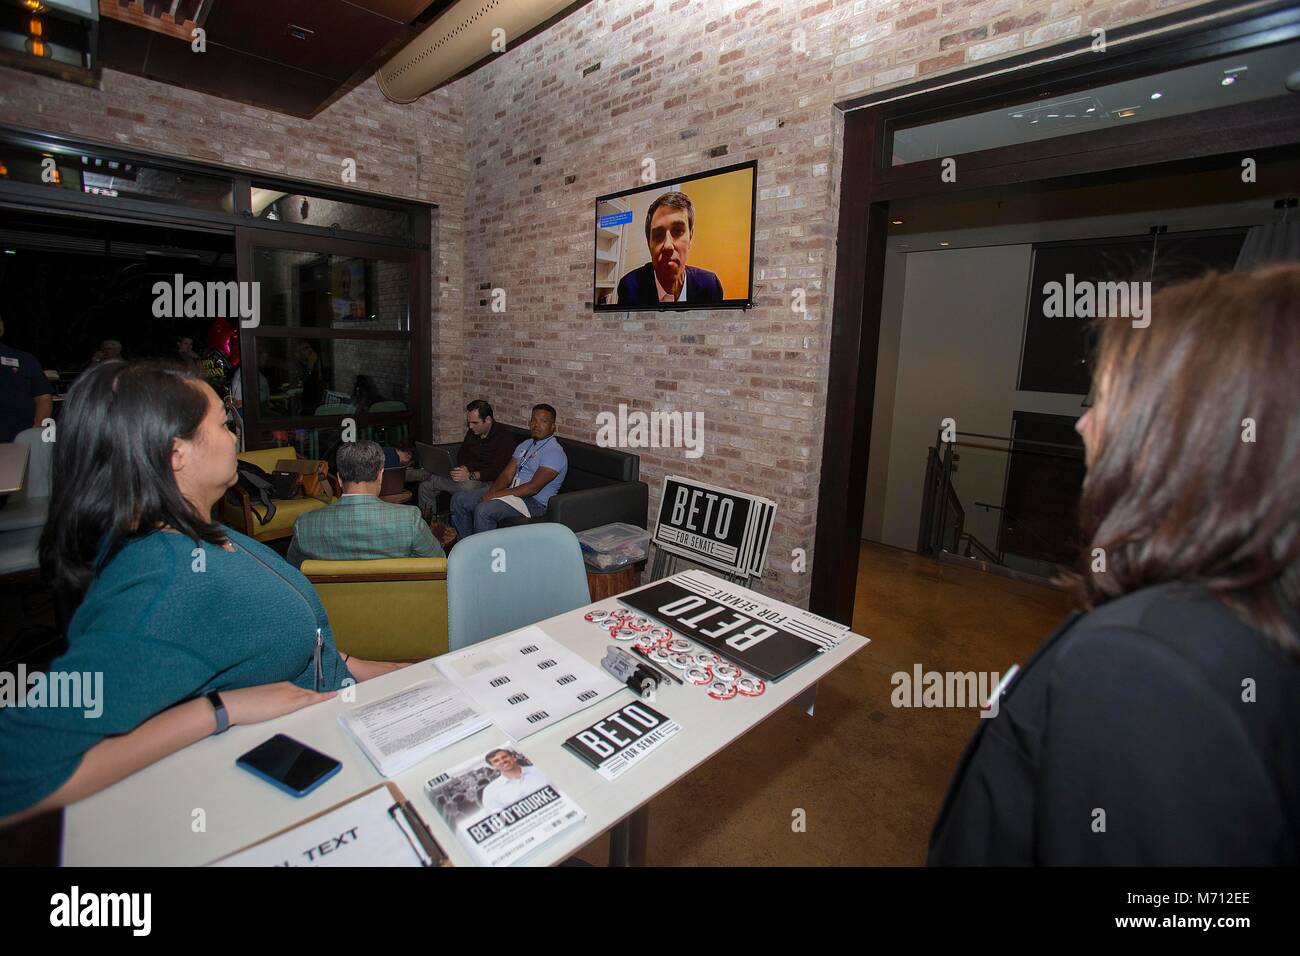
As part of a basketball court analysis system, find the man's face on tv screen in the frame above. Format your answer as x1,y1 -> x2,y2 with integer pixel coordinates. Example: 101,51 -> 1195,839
649,204 -> 691,284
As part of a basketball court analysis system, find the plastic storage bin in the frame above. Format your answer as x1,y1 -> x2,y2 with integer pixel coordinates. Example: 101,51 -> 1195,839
577,521 -> 651,571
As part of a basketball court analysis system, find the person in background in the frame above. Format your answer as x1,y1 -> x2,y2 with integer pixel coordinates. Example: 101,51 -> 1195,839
417,399 -> 515,518
451,403 -> 567,538
295,340 -> 324,411
929,264 -> 1300,865
86,339 -> 122,367
175,336 -> 199,363
352,374 -> 385,411
0,361 -> 405,826
383,439 -> 418,474
229,369 -> 270,412
286,439 -> 443,568
0,313 -> 53,444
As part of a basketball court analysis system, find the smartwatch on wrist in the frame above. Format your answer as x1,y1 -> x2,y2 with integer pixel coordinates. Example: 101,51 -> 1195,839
206,690 -> 230,735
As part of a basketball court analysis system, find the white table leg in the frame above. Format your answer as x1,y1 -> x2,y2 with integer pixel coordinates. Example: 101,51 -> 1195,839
793,681 -> 818,716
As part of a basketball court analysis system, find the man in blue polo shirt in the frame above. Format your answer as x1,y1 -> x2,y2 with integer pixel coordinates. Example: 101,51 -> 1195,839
451,403 -> 568,538
0,315 -> 53,444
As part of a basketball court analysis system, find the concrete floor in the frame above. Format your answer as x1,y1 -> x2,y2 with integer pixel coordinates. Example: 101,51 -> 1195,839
574,541 -> 1075,866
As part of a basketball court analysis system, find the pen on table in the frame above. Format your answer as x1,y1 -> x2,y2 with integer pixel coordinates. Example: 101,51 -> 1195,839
313,627 -> 324,691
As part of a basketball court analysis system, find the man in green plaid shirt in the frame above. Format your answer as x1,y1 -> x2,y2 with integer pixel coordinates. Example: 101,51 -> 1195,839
286,440 -> 444,568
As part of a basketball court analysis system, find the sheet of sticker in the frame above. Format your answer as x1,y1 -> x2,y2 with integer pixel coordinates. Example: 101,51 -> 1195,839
584,607 -> 767,701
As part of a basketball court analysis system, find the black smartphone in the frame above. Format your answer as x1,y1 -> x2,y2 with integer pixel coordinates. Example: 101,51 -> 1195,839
236,734 -> 342,798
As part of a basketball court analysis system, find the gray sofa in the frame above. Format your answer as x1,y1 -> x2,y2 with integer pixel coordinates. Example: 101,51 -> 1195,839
433,424 -> 648,533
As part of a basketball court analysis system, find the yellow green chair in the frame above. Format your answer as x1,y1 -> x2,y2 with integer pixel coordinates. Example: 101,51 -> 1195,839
222,446 -> 333,544
301,557 -> 449,662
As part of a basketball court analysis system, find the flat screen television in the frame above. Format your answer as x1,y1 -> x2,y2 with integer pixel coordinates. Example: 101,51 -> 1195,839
593,160 -> 756,312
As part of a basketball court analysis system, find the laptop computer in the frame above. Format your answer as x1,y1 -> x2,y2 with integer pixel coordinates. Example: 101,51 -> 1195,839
415,441 -> 456,478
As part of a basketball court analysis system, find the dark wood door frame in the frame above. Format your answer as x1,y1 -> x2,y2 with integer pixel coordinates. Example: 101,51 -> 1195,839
810,0 -> 1300,624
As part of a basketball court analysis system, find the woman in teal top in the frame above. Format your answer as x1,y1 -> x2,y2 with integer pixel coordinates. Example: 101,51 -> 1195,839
0,361 -> 402,824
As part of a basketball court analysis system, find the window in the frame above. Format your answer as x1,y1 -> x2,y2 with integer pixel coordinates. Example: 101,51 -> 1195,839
0,133 -> 233,211
250,186 -> 410,240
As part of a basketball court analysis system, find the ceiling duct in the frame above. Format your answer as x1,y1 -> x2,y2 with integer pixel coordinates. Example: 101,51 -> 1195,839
377,0 -> 581,103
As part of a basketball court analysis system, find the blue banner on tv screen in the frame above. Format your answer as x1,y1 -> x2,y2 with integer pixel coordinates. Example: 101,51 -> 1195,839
599,211 -> 634,228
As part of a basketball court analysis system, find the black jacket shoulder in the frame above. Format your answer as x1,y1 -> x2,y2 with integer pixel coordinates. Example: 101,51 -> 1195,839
929,583 -> 1300,865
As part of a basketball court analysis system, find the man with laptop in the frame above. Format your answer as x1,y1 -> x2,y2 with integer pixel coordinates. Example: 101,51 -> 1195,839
286,440 -> 444,568
416,399 -> 516,518
451,403 -> 568,538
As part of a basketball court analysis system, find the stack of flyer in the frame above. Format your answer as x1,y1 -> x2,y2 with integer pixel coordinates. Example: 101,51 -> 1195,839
338,677 -> 491,777
425,742 -> 584,867
433,624 -> 622,739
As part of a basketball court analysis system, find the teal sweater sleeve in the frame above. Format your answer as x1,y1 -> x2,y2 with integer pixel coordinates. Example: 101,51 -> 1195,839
0,528 -> 352,818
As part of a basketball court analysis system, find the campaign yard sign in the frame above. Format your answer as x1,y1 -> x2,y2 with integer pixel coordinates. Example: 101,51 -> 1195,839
653,476 -> 776,578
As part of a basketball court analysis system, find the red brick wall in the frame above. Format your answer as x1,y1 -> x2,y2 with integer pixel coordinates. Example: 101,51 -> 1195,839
450,0 -> 1227,607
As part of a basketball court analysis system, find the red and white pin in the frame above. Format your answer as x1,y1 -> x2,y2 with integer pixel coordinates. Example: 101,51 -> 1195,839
707,680 -> 738,701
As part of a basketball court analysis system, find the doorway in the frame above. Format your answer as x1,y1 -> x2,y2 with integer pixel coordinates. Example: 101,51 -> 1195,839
812,0 -> 1300,623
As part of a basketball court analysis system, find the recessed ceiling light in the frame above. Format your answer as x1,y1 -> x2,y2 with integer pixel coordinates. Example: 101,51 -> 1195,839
891,219 -> 903,225
1150,91 -> 1162,100
1221,76 -> 1236,86
939,241 -> 950,246
1085,107 -> 1096,113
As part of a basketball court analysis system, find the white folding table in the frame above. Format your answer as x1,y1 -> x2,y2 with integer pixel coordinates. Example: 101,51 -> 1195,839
62,573 -> 868,866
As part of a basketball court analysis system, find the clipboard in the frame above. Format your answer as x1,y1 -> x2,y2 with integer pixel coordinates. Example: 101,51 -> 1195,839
210,782 -> 450,867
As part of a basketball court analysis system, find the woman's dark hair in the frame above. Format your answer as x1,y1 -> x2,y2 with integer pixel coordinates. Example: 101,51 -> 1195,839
39,359 -> 230,607
1063,263 -> 1300,655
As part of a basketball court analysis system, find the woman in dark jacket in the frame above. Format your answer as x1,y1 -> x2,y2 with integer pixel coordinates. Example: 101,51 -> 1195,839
929,263 -> 1300,865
